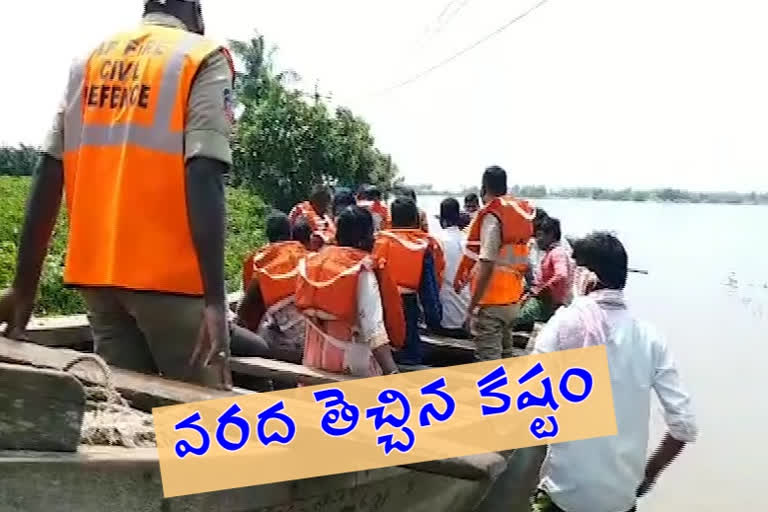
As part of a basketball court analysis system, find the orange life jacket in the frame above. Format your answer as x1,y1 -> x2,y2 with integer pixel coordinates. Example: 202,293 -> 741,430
296,246 -> 405,349
357,200 -> 391,231
372,229 -> 445,294
60,23 -> 232,295
454,196 -> 535,305
290,201 -> 336,246
247,241 -> 307,311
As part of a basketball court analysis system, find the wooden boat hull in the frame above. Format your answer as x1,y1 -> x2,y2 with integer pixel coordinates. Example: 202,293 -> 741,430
0,447 -> 501,512
6,295 -> 544,511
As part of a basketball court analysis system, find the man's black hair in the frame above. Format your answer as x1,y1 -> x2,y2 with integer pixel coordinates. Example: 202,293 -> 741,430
395,187 -> 418,203
464,193 -> 479,206
291,218 -> 312,246
361,185 -> 382,202
390,197 -> 419,228
537,216 -> 562,242
440,198 -> 461,227
144,0 -> 204,34
332,187 -> 356,216
310,184 -> 331,202
482,166 -> 508,196
265,211 -> 291,243
533,207 -> 550,232
356,184 -> 370,199
309,184 -> 332,214
571,232 -> 628,290
336,206 -> 374,252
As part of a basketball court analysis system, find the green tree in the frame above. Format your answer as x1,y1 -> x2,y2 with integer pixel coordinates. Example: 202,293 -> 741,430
230,34 -> 398,212
0,144 -> 40,176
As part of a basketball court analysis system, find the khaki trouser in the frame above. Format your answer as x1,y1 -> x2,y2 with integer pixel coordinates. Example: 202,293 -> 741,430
80,287 -> 229,388
471,303 -> 521,361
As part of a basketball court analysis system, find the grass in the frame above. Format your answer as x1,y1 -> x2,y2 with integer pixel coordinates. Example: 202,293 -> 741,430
0,176 -> 267,316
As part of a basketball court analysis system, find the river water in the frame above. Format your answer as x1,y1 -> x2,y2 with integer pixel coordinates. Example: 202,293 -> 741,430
417,195 -> 768,510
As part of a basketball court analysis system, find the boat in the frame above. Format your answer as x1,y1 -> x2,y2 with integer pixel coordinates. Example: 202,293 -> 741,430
0,294 -> 544,512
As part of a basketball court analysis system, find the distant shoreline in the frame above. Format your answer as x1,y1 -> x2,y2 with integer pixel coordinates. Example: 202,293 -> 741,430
412,188 -> 768,206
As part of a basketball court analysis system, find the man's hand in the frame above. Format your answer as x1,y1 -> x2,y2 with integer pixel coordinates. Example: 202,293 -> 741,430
0,288 -> 35,340
189,303 -> 232,390
637,433 -> 687,499
636,474 -> 656,498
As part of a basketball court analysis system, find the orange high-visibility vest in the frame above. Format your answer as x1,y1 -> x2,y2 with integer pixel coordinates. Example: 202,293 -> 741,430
357,200 -> 391,231
289,201 -> 336,246
61,24 -> 233,295
250,241 -> 307,312
296,246 -> 405,348
372,229 -> 445,294
454,196 -> 535,305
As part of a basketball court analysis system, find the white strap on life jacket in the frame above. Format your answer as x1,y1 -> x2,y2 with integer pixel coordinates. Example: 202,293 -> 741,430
498,197 -> 537,222
304,314 -> 372,377
378,230 -> 429,252
254,265 -> 299,281
264,295 -> 304,332
297,255 -> 372,288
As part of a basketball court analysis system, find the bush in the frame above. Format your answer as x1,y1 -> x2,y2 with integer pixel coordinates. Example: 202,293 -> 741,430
0,176 -> 266,316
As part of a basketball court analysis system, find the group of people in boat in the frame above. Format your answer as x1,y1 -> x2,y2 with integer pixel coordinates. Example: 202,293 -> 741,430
230,165 -> 699,512
233,166 -> 579,377
0,0 -> 698,509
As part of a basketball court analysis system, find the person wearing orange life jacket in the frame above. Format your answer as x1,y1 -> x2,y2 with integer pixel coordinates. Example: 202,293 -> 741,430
289,184 -> 336,250
453,166 -> 535,361
236,212 -> 309,363
356,184 -> 391,232
0,0 -> 236,390
396,187 -> 431,233
296,206 -> 405,377
373,198 -> 444,366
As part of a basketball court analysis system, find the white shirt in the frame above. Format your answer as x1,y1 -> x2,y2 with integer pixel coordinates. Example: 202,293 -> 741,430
533,289 -> 697,512
436,226 -> 471,329
357,269 -> 389,349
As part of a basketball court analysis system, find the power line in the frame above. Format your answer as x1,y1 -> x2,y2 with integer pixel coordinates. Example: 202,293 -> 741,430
374,0 -> 550,97
431,0 -> 473,38
435,0 -> 461,25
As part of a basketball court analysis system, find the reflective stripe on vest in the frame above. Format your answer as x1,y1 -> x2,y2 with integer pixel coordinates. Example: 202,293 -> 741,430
463,241 -> 529,269
61,27 -> 225,295
64,33 -> 203,154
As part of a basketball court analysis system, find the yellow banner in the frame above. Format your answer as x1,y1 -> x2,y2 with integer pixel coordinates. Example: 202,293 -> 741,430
153,346 -> 617,498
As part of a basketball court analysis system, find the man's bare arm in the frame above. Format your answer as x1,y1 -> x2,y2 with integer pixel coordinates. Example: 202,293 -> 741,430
637,433 -> 687,497
185,156 -> 231,385
186,156 -> 227,306
0,155 -> 64,336
235,279 -> 266,332
373,345 -> 399,375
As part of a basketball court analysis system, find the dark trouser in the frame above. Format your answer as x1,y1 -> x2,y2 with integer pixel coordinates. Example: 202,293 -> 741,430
80,287 -> 229,388
531,489 -> 636,512
395,293 -> 423,365
431,326 -> 472,339
471,304 -> 521,361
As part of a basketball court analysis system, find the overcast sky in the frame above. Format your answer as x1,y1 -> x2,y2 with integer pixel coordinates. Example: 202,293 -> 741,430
2,0 -> 767,192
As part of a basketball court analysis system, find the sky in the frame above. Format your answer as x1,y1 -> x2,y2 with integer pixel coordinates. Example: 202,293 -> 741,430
2,0 -> 768,193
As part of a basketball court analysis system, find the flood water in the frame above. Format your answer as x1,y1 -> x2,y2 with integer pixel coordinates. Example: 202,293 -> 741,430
417,195 -> 768,510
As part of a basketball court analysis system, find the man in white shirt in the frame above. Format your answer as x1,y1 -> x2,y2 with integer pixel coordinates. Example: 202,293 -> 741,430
434,198 -> 471,338
531,232 -> 697,512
